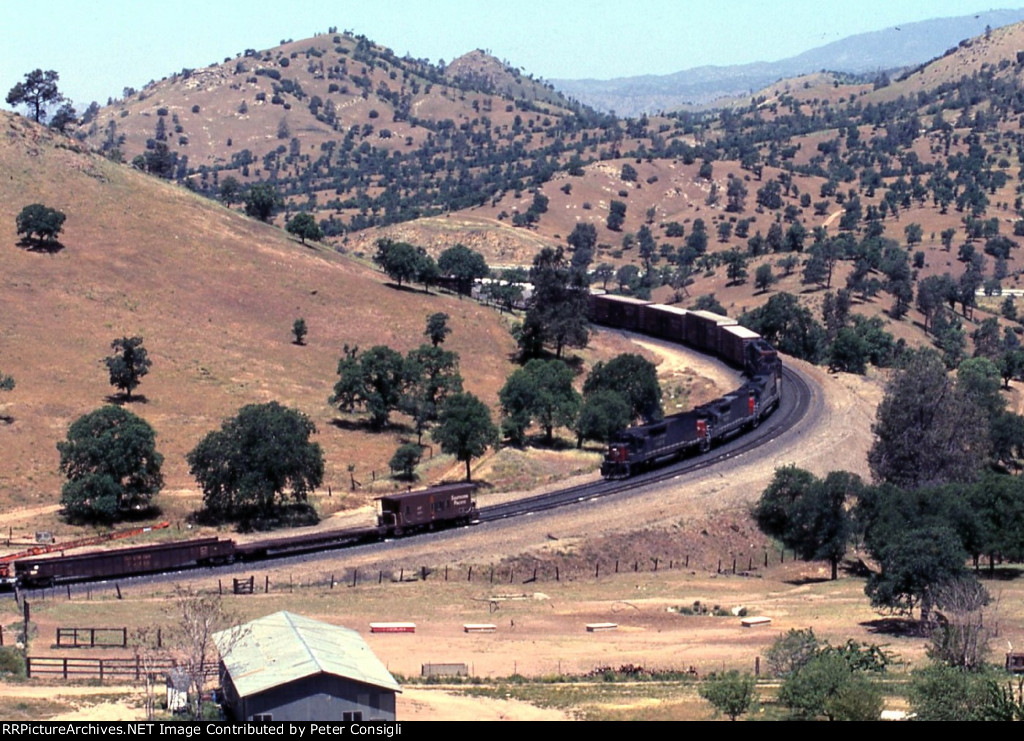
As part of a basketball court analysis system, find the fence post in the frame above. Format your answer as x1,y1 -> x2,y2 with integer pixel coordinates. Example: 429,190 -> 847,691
25,656 -> 30,678
123,627 -> 127,648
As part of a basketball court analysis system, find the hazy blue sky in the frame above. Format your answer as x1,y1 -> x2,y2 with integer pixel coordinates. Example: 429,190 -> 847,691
2,1 -> 1015,109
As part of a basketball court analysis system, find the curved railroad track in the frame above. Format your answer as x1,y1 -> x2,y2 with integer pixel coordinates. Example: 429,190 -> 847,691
22,363 -> 817,596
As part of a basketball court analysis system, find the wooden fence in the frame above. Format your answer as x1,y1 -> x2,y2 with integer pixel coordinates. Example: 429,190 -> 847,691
26,655 -> 218,682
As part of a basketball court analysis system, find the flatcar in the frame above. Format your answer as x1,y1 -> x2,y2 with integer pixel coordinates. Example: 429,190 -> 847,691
376,482 -> 478,537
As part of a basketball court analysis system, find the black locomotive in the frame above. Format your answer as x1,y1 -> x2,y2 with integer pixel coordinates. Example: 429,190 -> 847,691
589,294 -> 782,479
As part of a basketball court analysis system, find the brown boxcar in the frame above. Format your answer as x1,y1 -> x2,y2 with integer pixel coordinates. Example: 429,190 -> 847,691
640,304 -> 688,343
376,483 -> 478,537
685,310 -> 738,355
719,324 -> 762,368
588,294 -> 650,331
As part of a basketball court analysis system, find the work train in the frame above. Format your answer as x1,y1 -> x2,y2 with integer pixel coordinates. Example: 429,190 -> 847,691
10,484 -> 478,588
589,294 -> 782,479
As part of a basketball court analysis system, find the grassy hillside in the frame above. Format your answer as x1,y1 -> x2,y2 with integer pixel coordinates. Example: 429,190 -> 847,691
0,111 -> 518,531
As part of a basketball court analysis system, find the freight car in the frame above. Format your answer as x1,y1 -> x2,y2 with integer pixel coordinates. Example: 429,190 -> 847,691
8,483 -> 480,588
15,537 -> 237,588
376,482 -> 478,537
588,293 -> 782,479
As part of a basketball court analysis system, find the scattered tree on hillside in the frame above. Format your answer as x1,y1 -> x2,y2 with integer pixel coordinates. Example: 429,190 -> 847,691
218,176 -> 241,206
292,318 -> 307,345
49,102 -> 77,133
243,183 -> 281,222
104,336 -> 151,402
521,246 -> 589,359
187,402 -> 323,525
57,406 -> 164,523
437,244 -> 488,297
15,203 -> 66,246
402,343 -> 463,442
499,358 -> 580,445
6,69 -> 64,123
607,200 -> 626,231
433,392 -> 498,482
582,353 -> 662,423
0,371 -> 13,393
373,238 -> 437,290
424,312 -> 451,347
330,345 -> 408,429
285,212 -> 323,244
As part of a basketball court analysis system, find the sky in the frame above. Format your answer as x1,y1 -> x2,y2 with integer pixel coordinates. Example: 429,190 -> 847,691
1,1 -> 1017,110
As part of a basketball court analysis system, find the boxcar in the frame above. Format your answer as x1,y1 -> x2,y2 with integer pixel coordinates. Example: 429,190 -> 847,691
685,310 -> 737,355
376,483 -> 478,537
15,537 -> 236,587
640,304 -> 688,343
719,325 -> 762,368
588,294 -> 650,330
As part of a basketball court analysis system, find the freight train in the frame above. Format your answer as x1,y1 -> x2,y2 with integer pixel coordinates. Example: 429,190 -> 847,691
588,294 -> 782,479
10,295 -> 779,587
10,483 -> 478,588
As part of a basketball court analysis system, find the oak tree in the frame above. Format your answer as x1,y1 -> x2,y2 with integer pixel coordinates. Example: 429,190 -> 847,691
187,402 -> 323,523
105,336 -> 151,401
58,406 -> 164,523
433,392 -> 498,481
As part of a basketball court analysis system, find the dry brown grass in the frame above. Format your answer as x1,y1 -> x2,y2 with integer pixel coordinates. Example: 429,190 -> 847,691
0,112 -> 524,536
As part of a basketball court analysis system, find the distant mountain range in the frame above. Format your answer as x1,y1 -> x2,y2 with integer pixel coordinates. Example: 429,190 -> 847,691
551,8 -> 1024,116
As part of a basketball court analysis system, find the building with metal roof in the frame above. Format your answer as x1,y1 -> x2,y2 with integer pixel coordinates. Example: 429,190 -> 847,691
214,611 -> 400,722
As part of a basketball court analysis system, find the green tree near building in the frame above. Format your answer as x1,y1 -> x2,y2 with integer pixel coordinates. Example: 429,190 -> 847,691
521,247 -> 590,359
58,406 -> 164,523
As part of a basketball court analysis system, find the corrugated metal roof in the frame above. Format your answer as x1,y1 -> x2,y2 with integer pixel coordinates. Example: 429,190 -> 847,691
214,611 -> 401,698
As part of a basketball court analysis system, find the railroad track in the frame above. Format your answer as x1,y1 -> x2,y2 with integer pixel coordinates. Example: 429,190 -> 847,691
20,365 -> 817,595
